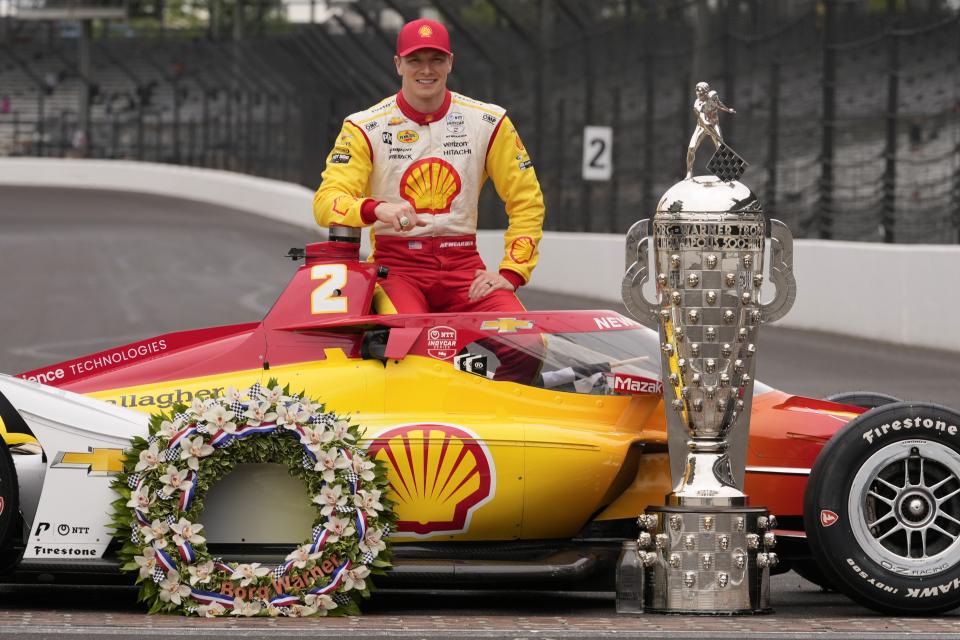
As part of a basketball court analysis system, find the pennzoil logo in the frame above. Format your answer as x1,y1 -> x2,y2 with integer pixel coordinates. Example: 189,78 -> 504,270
400,158 -> 462,214
367,424 -> 495,537
480,318 -> 533,333
397,130 -> 419,144
52,448 -> 125,476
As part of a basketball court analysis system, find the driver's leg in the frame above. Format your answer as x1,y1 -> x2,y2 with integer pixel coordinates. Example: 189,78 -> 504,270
373,271 -> 429,314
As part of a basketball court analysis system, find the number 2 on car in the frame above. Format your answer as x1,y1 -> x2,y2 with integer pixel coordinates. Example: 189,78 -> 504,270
310,264 -> 347,314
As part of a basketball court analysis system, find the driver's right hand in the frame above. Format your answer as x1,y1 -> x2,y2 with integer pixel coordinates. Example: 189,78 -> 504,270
374,202 -> 426,233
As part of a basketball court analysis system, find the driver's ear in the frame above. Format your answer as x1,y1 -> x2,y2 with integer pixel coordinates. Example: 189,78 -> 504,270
394,55 -> 402,75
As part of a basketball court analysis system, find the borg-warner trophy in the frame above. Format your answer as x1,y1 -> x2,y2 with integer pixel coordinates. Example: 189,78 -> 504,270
620,82 -> 796,614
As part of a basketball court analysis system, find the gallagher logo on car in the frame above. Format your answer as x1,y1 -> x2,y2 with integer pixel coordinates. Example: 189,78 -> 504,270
366,424 -> 495,538
608,373 -> 662,396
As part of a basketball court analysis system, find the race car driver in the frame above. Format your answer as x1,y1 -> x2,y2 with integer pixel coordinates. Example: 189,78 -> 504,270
313,18 -> 545,316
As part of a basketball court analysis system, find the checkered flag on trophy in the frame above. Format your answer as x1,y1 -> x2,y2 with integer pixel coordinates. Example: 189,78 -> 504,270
707,143 -> 748,182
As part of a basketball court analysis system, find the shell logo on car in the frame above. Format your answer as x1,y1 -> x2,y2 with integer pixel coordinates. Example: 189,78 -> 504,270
366,423 -> 495,537
400,158 -> 462,214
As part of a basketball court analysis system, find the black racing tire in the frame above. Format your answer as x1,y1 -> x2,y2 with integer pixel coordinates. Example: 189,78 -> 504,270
0,438 -> 19,570
824,391 -> 902,410
804,402 -> 960,615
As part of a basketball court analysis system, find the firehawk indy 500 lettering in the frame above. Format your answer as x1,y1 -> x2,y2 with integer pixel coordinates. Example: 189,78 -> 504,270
1,234 -> 959,615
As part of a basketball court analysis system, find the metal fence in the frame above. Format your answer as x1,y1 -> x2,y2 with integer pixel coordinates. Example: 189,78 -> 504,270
1,0 -> 958,243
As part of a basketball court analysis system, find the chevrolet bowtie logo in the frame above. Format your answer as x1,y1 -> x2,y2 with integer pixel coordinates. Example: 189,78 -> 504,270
480,318 -> 534,333
52,448 -> 125,476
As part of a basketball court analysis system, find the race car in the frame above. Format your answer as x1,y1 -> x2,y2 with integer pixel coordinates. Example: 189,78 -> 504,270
1,231 -> 958,615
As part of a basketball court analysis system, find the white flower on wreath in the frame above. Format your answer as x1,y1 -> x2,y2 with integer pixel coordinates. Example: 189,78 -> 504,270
304,592 -> 337,613
299,426 -> 333,453
188,559 -> 215,585
331,418 -> 355,442
314,448 -> 350,483
322,515 -> 355,543
159,465 -> 193,497
244,400 -> 277,427
158,571 -> 191,605
351,455 -> 376,483
159,420 -> 179,439
265,604 -> 284,617
141,518 -> 170,546
231,597 -> 263,617
359,527 -> 386,557
313,484 -> 347,517
180,436 -> 214,471
354,489 -> 383,518
197,602 -> 226,618
230,562 -> 270,587
223,387 -> 244,404
285,544 -> 322,570
133,547 -> 158,580
189,397 -> 214,416
202,405 -> 237,434
289,603 -> 318,617
276,403 -> 305,430
263,386 -> 283,403
343,565 -> 371,592
171,518 -> 206,546
134,442 -> 162,472
126,485 -> 153,512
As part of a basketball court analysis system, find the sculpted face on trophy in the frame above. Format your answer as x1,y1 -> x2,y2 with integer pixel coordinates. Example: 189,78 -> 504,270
620,81 -> 797,615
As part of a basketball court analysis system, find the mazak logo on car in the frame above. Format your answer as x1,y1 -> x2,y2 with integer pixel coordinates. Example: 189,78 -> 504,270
366,424 -> 495,537
426,326 -> 457,359
610,373 -> 662,396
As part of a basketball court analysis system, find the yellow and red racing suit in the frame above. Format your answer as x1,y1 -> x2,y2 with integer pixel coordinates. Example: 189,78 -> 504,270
314,90 -> 545,311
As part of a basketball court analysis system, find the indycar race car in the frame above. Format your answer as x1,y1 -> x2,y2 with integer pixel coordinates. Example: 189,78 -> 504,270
1,230 -> 959,615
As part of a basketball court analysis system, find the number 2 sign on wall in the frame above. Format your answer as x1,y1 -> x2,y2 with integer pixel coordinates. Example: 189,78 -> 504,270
582,126 -> 613,181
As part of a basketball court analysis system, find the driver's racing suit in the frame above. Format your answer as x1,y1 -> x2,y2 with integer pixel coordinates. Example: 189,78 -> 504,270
313,89 -> 545,315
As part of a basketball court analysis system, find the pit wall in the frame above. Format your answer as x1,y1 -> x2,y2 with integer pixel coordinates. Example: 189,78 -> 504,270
2,158 -> 956,352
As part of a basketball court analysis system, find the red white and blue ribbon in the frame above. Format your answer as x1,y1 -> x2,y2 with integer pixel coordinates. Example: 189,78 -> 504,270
274,559 -> 296,577
190,589 -> 235,609
177,539 -> 196,564
155,546 -> 177,573
134,508 -> 151,527
307,559 -> 351,596
214,559 -> 233,574
308,529 -> 329,555
269,593 -> 300,607
179,471 -> 197,512
354,508 -> 368,541
167,425 -> 198,450
231,423 -> 278,441
209,429 -> 233,448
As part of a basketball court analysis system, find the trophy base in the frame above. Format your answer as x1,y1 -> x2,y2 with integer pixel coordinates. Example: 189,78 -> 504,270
638,505 -> 777,615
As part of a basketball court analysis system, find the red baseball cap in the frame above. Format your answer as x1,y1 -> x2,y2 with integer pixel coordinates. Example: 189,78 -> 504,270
396,19 -> 452,57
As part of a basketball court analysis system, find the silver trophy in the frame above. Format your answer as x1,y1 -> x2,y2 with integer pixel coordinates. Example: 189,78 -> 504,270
621,83 -> 796,614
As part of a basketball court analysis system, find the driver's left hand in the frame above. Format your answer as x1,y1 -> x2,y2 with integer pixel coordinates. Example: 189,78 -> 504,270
468,270 -> 515,301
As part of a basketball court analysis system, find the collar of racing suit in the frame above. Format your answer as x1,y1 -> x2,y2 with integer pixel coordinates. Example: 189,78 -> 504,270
396,89 -> 452,126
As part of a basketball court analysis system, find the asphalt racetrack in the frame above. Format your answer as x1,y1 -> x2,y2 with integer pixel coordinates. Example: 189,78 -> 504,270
1,186 -> 960,638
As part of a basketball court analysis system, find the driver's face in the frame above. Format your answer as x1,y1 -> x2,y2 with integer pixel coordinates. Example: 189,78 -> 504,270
395,49 -> 453,106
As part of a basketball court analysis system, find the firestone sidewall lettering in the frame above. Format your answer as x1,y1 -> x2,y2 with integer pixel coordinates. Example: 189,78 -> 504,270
862,416 -> 959,444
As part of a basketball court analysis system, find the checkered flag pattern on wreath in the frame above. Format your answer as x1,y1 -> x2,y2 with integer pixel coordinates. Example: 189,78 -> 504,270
707,143 -> 748,182
156,489 -> 174,501
174,412 -> 190,424
196,424 -> 209,435
301,453 -> 314,470
152,566 -> 166,583
334,593 -> 352,605
147,435 -> 159,446
127,472 -> 143,489
272,564 -> 287,580
130,527 -> 142,545
248,382 -> 263,398
311,524 -> 324,540
345,470 -> 359,485
229,401 -> 246,415
162,448 -> 180,462
360,551 -> 375,564
165,515 -> 177,526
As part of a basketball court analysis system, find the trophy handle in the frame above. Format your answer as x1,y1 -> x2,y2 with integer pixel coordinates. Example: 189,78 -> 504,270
760,218 -> 797,324
622,218 -> 660,327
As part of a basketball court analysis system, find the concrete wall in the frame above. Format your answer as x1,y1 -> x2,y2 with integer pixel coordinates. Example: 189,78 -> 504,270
3,158 -> 957,352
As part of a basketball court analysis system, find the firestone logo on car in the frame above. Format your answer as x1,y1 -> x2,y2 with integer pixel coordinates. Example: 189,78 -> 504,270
366,424 -> 495,538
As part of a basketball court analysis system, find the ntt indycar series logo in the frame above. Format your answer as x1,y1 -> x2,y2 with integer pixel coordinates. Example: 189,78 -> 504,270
862,415 -> 959,444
